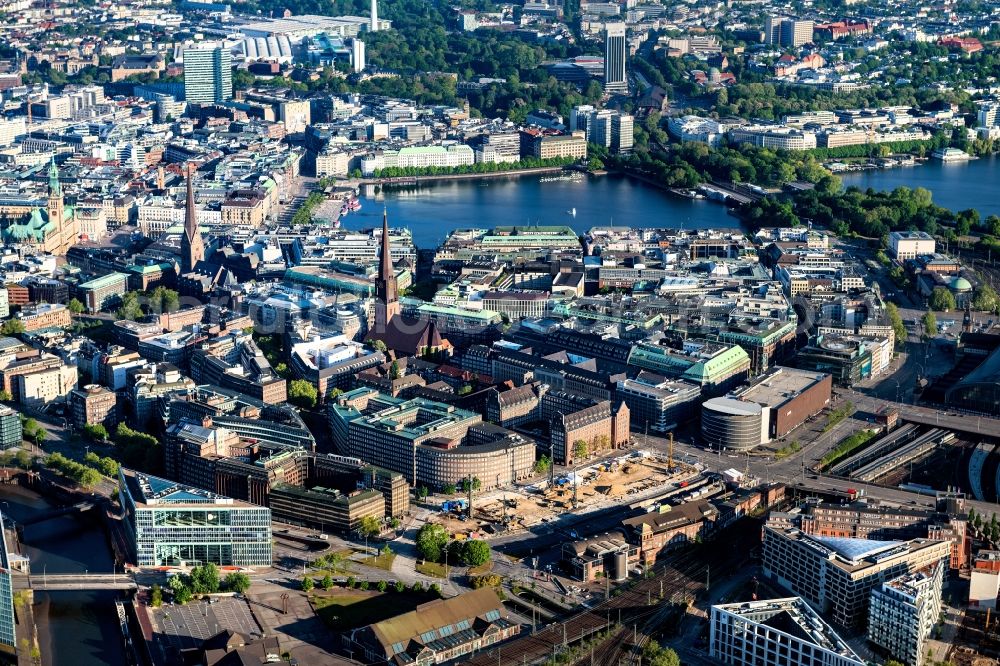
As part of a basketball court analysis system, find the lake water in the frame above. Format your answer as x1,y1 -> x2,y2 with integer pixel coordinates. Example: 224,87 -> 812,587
840,154 -> 1000,219
352,174 -> 738,248
348,158 -> 999,250
0,484 -> 125,666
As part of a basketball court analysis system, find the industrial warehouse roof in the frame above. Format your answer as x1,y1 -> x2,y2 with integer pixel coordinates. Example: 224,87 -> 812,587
367,588 -> 507,660
738,366 -> 829,408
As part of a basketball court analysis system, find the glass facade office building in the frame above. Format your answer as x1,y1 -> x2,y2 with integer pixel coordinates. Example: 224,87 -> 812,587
0,514 -> 15,651
118,468 -> 271,568
183,46 -> 233,104
0,406 -> 20,450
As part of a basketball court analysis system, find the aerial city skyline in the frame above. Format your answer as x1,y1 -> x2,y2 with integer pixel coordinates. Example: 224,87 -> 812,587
0,0 -> 996,664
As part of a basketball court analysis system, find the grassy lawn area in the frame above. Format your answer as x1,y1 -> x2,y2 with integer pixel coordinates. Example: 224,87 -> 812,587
361,553 -> 396,571
415,561 -> 448,578
312,591 -> 434,630
468,561 -> 493,576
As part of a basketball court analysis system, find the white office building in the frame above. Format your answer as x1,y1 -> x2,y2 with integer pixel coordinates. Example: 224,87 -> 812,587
351,38 -> 366,72
711,597 -> 864,666
888,231 -> 936,260
762,526 -> 950,628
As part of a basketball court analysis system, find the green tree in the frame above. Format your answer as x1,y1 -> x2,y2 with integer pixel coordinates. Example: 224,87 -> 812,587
642,642 -> 680,666
116,291 -> 143,320
358,515 -> 381,539
97,456 -> 119,477
533,454 -> 551,475
573,440 -> 589,460
416,523 -> 449,562
0,390 -> 11,402
190,563 -> 220,594
223,572 -> 251,594
377,580 -> 388,592
321,574 -> 334,591
174,584 -> 192,604
429,583 -> 442,597
411,581 -> 423,593
78,467 -> 101,489
461,540 -> 491,567
147,287 -> 180,314
0,319 -> 24,336
389,360 -> 400,380
151,584 -> 163,607
82,423 -> 108,442
301,576 -> 314,592
416,486 -> 429,500
922,311 -> 938,338
974,285 -> 999,313
394,581 -> 405,593
67,298 -> 85,314
929,287 -> 956,312
287,379 -> 318,408
885,302 -> 907,349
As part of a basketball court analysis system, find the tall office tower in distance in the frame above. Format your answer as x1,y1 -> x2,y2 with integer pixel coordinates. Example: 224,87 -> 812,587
611,113 -> 634,153
765,16 -> 814,47
352,39 -> 366,73
603,22 -> 627,94
764,15 -> 784,45
183,45 -> 233,104
370,0 -> 379,32
780,19 -> 814,47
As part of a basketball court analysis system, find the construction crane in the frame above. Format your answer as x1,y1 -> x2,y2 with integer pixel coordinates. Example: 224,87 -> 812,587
668,432 -> 674,470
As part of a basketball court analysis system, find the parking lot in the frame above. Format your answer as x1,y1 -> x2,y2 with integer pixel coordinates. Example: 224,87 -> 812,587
148,597 -> 261,666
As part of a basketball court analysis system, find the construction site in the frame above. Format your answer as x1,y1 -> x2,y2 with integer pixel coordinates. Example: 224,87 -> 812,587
428,448 -> 703,536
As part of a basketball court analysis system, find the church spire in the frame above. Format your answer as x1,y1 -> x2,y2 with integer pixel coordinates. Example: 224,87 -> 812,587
48,157 -> 60,197
180,162 -> 205,273
374,207 -> 399,332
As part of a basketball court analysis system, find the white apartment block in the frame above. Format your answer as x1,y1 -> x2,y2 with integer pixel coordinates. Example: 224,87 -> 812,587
0,118 -> 26,148
16,364 -> 78,408
728,126 -> 818,151
315,151 -> 352,178
867,562 -> 943,666
361,144 -> 474,176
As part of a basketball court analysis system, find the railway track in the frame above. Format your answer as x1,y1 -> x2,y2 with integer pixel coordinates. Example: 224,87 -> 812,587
461,550 -> 706,665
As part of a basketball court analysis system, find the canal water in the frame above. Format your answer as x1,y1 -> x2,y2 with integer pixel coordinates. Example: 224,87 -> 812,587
351,173 -> 737,249
839,154 -> 1000,220
0,484 -> 126,666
